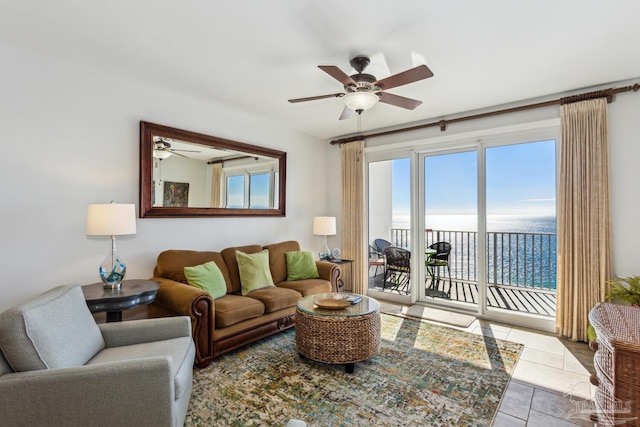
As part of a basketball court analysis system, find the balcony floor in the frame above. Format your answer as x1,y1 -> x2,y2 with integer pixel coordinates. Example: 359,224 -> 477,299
369,273 -> 556,318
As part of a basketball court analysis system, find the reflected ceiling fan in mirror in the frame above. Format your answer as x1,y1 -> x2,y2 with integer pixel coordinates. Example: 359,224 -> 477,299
152,137 -> 200,159
288,55 -> 433,120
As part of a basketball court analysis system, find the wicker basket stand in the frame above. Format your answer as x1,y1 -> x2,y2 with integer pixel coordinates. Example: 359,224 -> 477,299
295,295 -> 381,373
589,302 -> 640,426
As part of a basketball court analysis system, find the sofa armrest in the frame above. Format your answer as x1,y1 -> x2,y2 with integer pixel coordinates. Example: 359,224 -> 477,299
149,277 -> 214,368
0,358 -> 174,427
99,316 -> 192,348
152,277 -> 210,315
316,261 -> 341,292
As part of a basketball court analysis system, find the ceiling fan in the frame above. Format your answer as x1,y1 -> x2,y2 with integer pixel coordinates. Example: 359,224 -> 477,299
288,55 -> 433,120
153,138 -> 200,159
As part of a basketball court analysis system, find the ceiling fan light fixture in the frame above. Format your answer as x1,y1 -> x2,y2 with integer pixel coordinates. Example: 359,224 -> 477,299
153,150 -> 172,159
342,91 -> 379,112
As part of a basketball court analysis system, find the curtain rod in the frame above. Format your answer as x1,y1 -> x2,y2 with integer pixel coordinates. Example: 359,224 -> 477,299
330,83 -> 640,145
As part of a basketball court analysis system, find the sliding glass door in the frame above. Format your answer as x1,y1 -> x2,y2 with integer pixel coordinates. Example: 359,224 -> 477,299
366,127 -> 559,330
422,150 -> 478,311
414,137 -> 557,328
484,140 -> 557,322
367,155 -> 413,303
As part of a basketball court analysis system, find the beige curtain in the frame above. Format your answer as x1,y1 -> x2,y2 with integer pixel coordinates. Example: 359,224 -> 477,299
341,140 -> 367,295
210,163 -> 223,208
556,98 -> 612,342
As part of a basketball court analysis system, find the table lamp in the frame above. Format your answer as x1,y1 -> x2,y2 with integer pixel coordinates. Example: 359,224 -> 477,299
86,202 -> 137,290
313,216 -> 336,261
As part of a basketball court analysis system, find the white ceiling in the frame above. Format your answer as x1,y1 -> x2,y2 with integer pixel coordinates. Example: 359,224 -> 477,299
3,1 -> 640,141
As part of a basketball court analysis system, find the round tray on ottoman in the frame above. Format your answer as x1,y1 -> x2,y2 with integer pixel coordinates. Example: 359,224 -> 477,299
295,293 -> 380,373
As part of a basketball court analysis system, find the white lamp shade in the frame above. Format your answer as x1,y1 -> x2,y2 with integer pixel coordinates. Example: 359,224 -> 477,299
313,216 -> 336,236
86,203 -> 137,236
342,91 -> 379,111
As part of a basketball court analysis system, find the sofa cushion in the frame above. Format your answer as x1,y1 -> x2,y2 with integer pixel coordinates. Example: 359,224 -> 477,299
264,240 -> 300,284
214,294 -> 265,328
156,250 -> 233,292
285,251 -> 320,281
0,285 -> 105,372
87,336 -> 194,401
277,279 -> 332,297
236,250 -> 275,296
184,261 -> 227,299
221,245 -> 263,293
0,350 -> 12,375
246,287 -> 301,313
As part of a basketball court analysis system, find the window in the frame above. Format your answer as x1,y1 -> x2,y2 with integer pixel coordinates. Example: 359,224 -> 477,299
224,168 -> 278,209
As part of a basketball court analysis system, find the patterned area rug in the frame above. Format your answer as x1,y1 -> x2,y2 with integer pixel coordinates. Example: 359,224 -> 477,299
186,313 -> 522,426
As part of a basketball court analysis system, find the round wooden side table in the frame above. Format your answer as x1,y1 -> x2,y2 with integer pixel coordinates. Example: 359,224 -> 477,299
81,279 -> 160,322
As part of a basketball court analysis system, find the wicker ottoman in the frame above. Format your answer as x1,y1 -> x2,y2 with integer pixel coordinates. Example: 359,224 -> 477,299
295,293 -> 380,373
589,303 -> 640,426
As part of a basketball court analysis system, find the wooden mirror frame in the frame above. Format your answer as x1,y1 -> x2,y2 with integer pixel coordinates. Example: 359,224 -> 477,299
139,121 -> 286,218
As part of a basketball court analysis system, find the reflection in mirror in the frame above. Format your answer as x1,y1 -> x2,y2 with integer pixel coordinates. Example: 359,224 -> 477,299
140,121 -> 286,218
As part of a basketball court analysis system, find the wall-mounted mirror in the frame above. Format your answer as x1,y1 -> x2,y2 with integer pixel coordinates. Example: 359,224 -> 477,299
140,121 -> 286,218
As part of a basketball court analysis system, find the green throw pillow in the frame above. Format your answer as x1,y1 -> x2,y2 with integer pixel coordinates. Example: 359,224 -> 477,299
285,251 -> 320,281
184,261 -> 227,299
236,250 -> 275,295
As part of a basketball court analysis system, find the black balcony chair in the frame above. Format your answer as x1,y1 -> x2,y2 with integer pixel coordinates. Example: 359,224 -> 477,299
374,238 -> 392,254
425,241 -> 452,298
369,244 -> 385,277
371,238 -> 392,278
383,246 -> 411,294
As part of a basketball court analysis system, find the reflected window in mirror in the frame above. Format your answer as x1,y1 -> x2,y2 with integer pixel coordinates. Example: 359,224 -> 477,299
221,159 -> 279,209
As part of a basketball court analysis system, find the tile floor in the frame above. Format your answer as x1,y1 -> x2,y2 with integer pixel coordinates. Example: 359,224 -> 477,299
378,301 -> 598,426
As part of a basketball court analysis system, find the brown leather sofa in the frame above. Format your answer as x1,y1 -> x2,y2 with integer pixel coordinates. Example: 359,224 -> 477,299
148,240 -> 340,368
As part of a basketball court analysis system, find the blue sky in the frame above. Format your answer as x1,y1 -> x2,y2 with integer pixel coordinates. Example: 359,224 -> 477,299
392,139 -> 556,216
227,173 -> 271,208
227,175 -> 245,208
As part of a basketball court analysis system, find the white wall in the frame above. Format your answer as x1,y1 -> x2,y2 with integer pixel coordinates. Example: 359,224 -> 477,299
367,161 -> 393,244
326,80 -> 640,279
608,93 -> 640,277
0,43 -> 330,311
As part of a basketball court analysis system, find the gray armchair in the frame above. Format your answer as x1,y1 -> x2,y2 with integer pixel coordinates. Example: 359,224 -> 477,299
0,285 -> 195,427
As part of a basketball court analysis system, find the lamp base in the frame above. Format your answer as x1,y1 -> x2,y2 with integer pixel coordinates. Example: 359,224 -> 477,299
319,237 -> 332,261
318,252 -> 332,261
102,282 -> 122,291
99,251 -> 126,291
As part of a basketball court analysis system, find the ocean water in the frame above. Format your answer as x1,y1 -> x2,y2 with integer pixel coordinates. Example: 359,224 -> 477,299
389,214 -> 557,289
392,214 -> 556,233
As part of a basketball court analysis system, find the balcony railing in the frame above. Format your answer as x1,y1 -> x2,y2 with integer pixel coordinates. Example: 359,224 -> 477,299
389,228 -> 556,291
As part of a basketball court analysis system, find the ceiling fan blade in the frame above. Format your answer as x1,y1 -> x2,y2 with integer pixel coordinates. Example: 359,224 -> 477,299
339,106 -> 355,121
288,93 -> 344,103
318,65 -> 357,87
374,64 -> 433,90
379,92 -> 423,110
171,149 -> 200,153
171,152 -> 190,159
